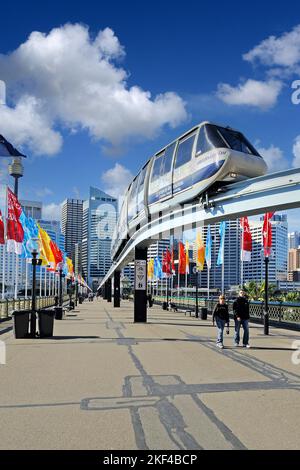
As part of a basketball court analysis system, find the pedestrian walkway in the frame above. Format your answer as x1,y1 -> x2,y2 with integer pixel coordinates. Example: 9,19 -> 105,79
0,299 -> 299,450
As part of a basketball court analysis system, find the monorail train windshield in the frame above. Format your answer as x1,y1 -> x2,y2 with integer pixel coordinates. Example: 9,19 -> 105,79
196,124 -> 260,156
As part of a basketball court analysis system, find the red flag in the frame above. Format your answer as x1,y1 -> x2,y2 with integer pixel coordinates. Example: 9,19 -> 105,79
240,217 -> 252,261
262,212 -> 274,256
178,241 -> 186,275
0,210 -> 4,244
50,240 -> 63,268
6,187 -> 24,254
162,249 -> 171,275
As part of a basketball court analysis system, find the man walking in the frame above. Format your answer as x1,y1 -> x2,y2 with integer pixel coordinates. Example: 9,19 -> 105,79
233,290 -> 250,348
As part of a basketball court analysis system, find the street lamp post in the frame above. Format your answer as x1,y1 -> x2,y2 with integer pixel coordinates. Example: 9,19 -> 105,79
264,255 -> 270,336
193,266 -> 199,318
75,279 -> 78,306
0,134 -> 26,197
27,239 -> 42,338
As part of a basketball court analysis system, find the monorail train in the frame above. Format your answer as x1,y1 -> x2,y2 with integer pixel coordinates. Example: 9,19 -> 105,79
111,121 -> 268,259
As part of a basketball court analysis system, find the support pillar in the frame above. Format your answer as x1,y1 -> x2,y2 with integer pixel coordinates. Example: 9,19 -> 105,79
107,278 -> 112,303
103,282 -> 107,300
114,271 -> 121,307
134,247 -> 147,323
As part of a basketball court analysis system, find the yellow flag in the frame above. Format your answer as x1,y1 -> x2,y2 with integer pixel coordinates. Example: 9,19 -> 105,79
66,257 -> 74,276
196,230 -> 205,271
147,259 -> 154,280
38,224 -> 55,268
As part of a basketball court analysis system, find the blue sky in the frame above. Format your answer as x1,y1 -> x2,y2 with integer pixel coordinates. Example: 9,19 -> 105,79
0,0 -> 300,228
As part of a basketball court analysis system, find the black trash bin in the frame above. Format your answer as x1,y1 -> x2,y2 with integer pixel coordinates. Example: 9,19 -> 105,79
38,309 -> 55,338
162,301 -> 167,310
12,310 -> 31,339
200,307 -> 208,320
79,297 -> 83,304
54,306 -> 64,320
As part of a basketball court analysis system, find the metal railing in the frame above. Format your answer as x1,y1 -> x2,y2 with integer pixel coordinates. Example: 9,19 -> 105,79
0,295 -> 72,320
153,296 -> 300,330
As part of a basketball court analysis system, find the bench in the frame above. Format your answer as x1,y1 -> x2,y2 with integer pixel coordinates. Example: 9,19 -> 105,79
168,303 -> 193,316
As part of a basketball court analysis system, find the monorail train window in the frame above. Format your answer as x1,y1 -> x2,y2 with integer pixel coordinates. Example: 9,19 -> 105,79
164,142 -> 176,173
151,152 -> 165,182
128,177 -> 139,220
137,163 -> 148,212
174,133 -> 196,168
216,126 -> 260,156
196,124 -> 225,155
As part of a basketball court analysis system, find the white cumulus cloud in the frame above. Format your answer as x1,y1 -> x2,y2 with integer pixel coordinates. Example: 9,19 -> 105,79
243,24 -> 300,70
101,163 -> 134,201
42,202 -> 63,221
217,79 -> 282,109
292,135 -> 300,168
0,23 -> 187,156
256,144 -> 289,172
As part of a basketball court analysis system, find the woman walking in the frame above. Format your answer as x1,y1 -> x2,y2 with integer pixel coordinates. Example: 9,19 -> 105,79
212,295 -> 230,349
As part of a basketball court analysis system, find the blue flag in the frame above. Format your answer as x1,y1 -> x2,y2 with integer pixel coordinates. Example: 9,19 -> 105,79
154,256 -> 163,279
205,226 -> 212,270
217,221 -> 226,266
19,211 -> 39,259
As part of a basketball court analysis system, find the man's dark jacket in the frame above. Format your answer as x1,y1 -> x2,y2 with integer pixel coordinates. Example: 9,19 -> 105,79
232,296 -> 250,320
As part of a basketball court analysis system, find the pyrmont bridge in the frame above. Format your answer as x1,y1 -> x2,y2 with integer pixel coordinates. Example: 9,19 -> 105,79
99,167 -> 300,322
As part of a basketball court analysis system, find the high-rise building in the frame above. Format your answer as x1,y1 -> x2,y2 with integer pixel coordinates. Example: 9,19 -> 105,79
38,219 -> 65,251
20,199 -> 42,219
288,248 -> 300,271
82,187 -> 117,291
147,239 -> 170,289
288,231 -> 300,249
74,242 -> 82,276
61,199 -> 83,262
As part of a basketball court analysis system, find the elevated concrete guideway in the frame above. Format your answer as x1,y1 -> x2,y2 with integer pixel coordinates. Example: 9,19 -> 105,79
100,167 -> 300,286
0,299 -> 299,450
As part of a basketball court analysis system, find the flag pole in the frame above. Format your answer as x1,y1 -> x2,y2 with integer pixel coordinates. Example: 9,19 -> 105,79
2,186 -> 8,300
14,255 -> 19,300
241,218 -> 244,288
25,260 -> 28,298
44,267 -> 47,297
39,267 -> 42,297
221,239 -> 225,295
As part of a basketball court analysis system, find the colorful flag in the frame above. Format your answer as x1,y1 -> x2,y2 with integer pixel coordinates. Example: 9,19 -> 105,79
195,230 -> 205,271
6,187 -> 24,254
66,257 -> 74,277
240,217 -> 252,261
185,241 -> 190,274
154,256 -> 163,279
217,222 -> 226,266
38,224 -> 55,268
0,209 -> 4,245
178,241 -> 186,275
205,226 -> 212,270
19,211 -> 39,258
263,212 -> 274,256
162,249 -> 172,275
147,259 -> 154,280
50,240 -> 63,268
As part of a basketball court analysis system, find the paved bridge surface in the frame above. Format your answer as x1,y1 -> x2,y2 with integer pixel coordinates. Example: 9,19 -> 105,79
0,300 -> 299,450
